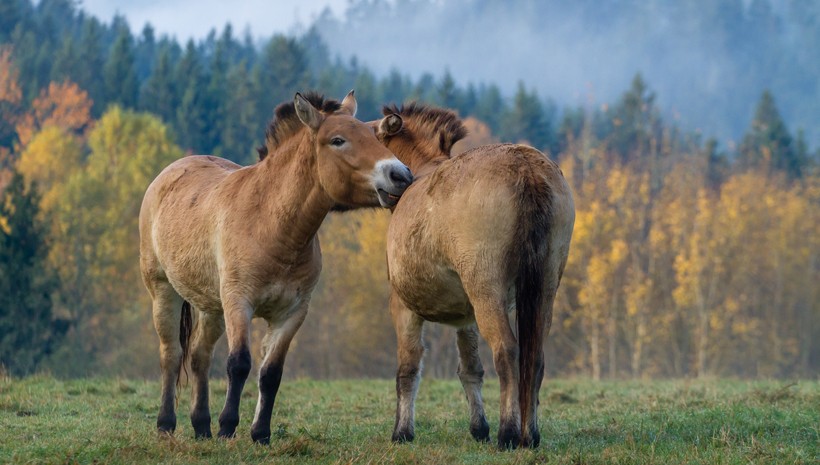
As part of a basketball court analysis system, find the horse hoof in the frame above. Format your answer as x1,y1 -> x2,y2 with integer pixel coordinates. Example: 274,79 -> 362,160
392,430 -> 415,443
194,429 -> 212,440
523,430 -> 541,448
497,424 -> 521,450
470,418 -> 490,442
251,428 -> 271,445
217,428 -> 236,439
157,417 -> 176,435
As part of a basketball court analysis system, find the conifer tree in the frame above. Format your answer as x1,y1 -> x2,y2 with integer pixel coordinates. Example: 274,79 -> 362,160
739,90 -> 804,179
76,18 -> 106,116
139,44 -> 177,125
0,171 -> 65,376
103,26 -> 138,109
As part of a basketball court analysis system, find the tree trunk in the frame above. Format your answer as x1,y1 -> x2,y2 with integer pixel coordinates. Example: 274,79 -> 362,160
591,323 -> 601,381
696,304 -> 708,378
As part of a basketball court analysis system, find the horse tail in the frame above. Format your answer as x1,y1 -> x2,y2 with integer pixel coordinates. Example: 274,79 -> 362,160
512,161 -> 553,442
177,300 -> 193,389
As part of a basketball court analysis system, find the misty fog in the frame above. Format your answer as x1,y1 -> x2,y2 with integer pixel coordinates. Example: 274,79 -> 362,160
313,0 -> 820,146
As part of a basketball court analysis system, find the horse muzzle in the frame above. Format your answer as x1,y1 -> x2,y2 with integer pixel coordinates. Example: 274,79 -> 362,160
374,159 -> 413,208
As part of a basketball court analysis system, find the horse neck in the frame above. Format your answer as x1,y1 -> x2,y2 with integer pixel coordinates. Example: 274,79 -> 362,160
390,123 -> 451,178
394,144 -> 448,179
248,132 -> 333,255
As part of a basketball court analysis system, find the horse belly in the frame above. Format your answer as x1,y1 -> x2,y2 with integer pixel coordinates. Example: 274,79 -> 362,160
395,264 -> 474,326
253,280 -> 314,323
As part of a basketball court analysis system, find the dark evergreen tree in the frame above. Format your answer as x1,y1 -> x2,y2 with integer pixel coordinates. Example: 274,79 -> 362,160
0,172 -> 65,376
205,30 -> 231,156
139,44 -> 177,125
460,83 -> 478,118
76,18 -> 107,115
437,69 -> 459,110
103,25 -> 138,108
738,90 -> 804,179
379,69 -> 411,106
50,34 -> 80,82
174,40 -> 209,152
500,81 -> 555,153
353,68 -> 380,121
607,74 -> 662,162
134,23 -> 157,82
253,35 -> 312,121
410,72 -> 437,103
300,25 -> 331,74
219,60 -> 259,163
316,59 -> 355,102
473,83 -> 505,134
557,106 -> 586,154
0,0 -> 27,43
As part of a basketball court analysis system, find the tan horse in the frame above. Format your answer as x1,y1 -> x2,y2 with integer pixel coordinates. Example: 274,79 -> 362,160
139,92 -> 412,444
373,103 -> 575,449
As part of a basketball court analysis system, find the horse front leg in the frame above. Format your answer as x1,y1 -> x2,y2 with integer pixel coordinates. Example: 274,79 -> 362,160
189,311 -> 225,439
391,292 -> 425,443
456,324 -> 490,442
150,281 -> 184,435
217,297 -> 253,439
472,296 -> 521,449
250,304 -> 308,444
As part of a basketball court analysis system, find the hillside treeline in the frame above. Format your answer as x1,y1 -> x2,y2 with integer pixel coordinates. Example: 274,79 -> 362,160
0,0 -> 818,379
317,0 -> 820,146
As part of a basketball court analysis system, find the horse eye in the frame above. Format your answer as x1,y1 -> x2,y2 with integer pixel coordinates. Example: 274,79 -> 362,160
330,137 -> 346,147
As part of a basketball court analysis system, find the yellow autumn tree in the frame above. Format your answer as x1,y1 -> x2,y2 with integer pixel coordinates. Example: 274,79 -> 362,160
44,106 -> 183,376
286,209 -> 396,378
16,126 -> 83,212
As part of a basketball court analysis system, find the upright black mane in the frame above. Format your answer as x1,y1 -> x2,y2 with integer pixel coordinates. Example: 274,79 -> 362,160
382,102 -> 468,155
258,92 -> 342,161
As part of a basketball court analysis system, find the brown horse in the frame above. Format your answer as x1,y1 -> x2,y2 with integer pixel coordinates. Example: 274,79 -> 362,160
139,91 -> 412,443
373,103 -> 575,449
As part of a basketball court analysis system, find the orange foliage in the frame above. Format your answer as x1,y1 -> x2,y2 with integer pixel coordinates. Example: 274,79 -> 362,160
16,80 -> 93,147
0,47 -> 22,190
0,47 -> 21,107
452,117 -> 498,155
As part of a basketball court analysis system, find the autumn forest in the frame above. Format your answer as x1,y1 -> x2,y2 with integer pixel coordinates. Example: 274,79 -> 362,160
0,0 -> 818,380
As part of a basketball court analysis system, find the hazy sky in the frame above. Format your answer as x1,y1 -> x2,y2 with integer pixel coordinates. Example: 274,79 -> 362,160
79,0 -> 346,40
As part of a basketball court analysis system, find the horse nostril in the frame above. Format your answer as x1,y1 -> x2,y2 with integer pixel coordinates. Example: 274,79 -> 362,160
389,165 -> 413,188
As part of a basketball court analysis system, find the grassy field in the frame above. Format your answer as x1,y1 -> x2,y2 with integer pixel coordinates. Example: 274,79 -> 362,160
1,376 -> 817,464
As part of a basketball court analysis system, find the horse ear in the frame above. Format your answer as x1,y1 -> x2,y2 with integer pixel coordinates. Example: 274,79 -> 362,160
294,92 -> 323,131
339,90 -> 358,117
379,113 -> 403,137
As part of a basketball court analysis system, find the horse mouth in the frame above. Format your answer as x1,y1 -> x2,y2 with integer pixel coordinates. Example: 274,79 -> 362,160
377,188 -> 402,207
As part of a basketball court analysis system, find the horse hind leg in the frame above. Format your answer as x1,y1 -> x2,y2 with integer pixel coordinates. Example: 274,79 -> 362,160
471,295 -> 521,449
456,324 -> 490,442
189,310 -> 225,439
150,280 -> 185,435
250,303 -> 308,444
391,293 -> 425,443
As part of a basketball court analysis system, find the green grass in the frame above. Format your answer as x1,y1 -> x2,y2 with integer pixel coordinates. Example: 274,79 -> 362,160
1,376 -> 817,464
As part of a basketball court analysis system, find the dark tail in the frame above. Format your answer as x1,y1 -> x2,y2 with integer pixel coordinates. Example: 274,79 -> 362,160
177,301 -> 193,389
513,169 -> 553,440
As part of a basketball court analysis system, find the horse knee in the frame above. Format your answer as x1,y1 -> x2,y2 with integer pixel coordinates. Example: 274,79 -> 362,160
457,364 -> 484,384
227,349 -> 251,382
